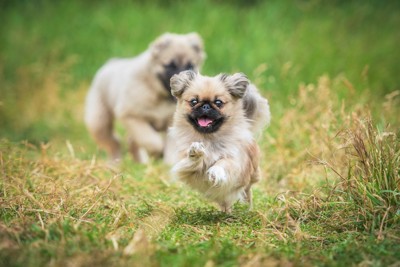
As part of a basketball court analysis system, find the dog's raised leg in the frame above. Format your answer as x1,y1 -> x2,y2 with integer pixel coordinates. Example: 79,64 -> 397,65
171,142 -> 206,178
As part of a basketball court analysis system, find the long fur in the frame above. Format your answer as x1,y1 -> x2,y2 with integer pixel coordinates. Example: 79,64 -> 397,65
168,71 -> 266,212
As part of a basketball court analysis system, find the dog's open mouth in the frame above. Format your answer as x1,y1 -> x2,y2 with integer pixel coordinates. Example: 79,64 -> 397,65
188,114 -> 224,134
197,116 -> 214,128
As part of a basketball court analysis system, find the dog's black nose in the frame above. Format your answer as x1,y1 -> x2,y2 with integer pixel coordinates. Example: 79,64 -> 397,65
202,103 -> 211,111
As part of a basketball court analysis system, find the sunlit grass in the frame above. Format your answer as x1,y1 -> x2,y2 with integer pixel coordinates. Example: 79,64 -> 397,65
333,119 -> 399,233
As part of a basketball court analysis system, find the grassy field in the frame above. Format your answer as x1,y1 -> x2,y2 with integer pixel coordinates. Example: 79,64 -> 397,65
1,1 -> 400,266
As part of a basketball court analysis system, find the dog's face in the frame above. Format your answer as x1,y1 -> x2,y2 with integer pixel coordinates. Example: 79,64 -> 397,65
150,33 -> 206,94
170,71 -> 249,134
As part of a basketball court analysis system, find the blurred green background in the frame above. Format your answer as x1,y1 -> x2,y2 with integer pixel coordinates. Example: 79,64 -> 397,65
1,0 -> 399,145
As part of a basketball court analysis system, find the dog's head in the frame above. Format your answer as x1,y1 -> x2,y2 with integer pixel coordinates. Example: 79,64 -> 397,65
150,32 -> 206,94
170,71 -> 249,134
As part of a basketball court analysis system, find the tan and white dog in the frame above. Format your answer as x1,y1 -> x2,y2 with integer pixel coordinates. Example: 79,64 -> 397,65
168,71 -> 270,212
85,33 -> 206,163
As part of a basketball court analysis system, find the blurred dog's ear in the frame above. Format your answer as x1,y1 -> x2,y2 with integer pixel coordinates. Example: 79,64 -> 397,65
150,33 -> 172,58
186,32 -> 206,62
219,73 -> 249,99
170,70 -> 197,98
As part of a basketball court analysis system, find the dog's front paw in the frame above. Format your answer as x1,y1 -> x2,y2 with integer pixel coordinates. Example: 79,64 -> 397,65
188,142 -> 205,159
207,166 -> 227,186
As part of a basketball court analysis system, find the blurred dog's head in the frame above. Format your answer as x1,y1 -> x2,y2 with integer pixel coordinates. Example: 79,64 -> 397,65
170,70 -> 249,134
150,33 -> 206,94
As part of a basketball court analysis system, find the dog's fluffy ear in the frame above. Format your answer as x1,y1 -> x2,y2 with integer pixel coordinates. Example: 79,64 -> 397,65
186,32 -> 206,60
150,33 -> 172,58
219,73 -> 249,99
170,70 -> 197,98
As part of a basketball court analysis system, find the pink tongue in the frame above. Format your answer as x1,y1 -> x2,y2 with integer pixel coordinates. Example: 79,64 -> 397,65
198,117 -> 213,127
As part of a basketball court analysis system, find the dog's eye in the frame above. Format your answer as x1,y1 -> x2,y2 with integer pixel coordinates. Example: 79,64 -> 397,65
214,99 -> 223,108
190,99 -> 198,107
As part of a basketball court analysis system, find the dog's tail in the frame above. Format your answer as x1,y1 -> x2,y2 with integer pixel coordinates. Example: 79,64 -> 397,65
243,84 -> 271,135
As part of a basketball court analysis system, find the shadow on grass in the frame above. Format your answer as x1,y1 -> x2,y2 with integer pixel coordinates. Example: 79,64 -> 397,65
172,205 -> 263,227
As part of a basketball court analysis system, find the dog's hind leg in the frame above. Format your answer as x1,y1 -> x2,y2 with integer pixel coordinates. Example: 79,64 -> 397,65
85,95 -> 121,162
244,167 -> 260,210
121,117 -> 164,163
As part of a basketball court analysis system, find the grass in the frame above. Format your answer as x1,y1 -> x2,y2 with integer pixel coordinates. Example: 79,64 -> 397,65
1,0 -> 400,266
325,118 -> 400,233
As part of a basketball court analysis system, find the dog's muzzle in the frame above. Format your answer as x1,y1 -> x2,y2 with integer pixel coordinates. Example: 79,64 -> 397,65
187,102 -> 225,134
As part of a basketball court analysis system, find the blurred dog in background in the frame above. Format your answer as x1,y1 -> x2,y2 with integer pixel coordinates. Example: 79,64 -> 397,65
85,32 -> 206,163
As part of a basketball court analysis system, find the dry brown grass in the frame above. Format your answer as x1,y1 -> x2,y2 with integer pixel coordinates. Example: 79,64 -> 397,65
258,74 -> 400,235
260,75 -> 352,192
